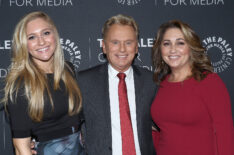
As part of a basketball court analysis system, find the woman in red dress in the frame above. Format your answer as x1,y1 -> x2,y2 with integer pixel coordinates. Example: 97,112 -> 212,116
151,20 -> 234,155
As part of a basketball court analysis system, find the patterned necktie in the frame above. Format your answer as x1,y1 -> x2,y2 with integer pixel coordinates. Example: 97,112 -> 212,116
117,73 -> 136,155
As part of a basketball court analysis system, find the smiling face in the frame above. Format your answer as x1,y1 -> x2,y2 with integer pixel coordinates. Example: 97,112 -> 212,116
26,18 -> 56,70
102,24 -> 138,72
161,28 -> 191,73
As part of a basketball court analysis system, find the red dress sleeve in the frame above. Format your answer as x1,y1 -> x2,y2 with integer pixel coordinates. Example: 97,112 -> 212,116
200,73 -> 234,155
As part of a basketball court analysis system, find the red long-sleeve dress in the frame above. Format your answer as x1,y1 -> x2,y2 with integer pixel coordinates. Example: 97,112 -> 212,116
151,73 -> 234,155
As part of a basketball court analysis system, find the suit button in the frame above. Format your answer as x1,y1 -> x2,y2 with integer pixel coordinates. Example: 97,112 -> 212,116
108,146 -> 112,151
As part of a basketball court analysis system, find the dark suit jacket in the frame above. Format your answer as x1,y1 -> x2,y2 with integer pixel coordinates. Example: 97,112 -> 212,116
77,63 -> 157,155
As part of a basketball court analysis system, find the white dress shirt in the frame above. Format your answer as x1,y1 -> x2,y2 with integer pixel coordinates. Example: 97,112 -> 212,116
108,64 -> 141,155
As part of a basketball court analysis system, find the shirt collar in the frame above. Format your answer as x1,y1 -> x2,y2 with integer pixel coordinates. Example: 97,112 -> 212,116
108,64 -> 133,80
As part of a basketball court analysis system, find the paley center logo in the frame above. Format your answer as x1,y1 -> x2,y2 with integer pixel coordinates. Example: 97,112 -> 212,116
0,39 -> 11,78
117,0 -> 141,6
0,68 -> 9,78
9,0 -> 73,7
60,38 -> 82,70
203,36 -> 232,73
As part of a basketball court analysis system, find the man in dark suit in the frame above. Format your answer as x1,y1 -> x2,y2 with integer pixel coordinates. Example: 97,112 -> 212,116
78,14 -> 157,155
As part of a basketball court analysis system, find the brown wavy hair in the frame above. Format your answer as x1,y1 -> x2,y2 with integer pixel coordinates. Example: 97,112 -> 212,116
152,20 -> 213,84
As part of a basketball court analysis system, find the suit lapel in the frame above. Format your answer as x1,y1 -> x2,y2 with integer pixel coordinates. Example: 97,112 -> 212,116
133,65 -> 144,150
98,63 -> 112,147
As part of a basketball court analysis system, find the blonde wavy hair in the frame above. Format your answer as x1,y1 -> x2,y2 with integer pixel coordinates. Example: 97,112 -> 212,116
152,20 -> 213,84
3,11 -> 82,122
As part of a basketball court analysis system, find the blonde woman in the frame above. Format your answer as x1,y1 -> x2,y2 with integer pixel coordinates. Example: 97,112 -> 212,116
3,11 -> 83,155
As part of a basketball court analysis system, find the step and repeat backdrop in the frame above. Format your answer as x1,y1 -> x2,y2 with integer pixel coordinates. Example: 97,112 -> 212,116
0,0 -> 233,154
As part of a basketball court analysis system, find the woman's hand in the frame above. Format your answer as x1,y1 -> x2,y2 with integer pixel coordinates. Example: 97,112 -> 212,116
152,126 -> 158,132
